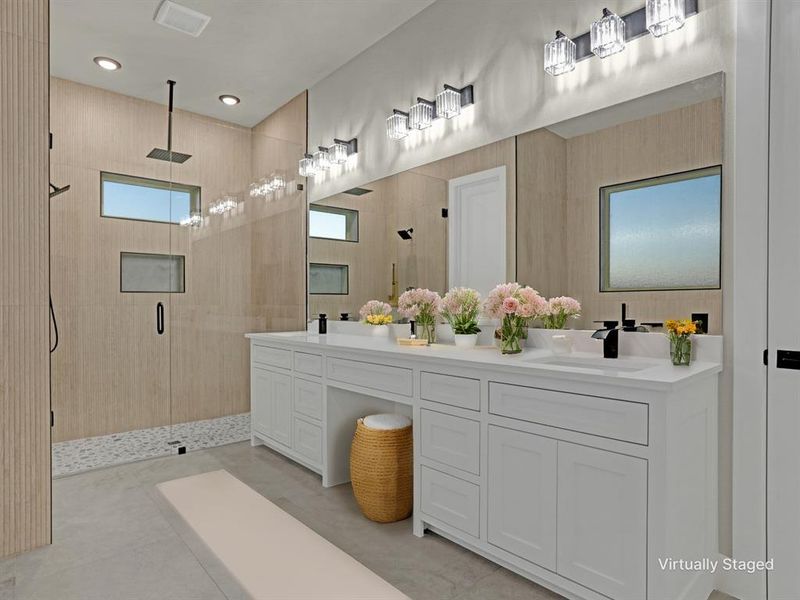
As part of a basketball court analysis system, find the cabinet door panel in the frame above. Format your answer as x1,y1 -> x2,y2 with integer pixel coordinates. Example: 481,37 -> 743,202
557,442 -> 647,600
251,368 -> 273,437
487,426 -> 557,570
271,372 -> 293,447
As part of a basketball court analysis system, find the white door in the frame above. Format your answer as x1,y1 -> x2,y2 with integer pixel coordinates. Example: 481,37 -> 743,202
448,167 -> 506,297
271,371 -> 293,447
557,441 -> 647,600
487,426 -> 557,570
767,2 -> 800,596
251,368 -> 272,438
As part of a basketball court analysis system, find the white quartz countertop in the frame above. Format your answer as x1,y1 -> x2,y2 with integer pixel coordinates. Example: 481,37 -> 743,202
245,331 -> 722,391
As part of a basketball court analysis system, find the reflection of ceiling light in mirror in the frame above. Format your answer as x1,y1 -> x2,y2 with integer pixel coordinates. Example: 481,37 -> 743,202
591,8 -> 626,58
329,142 -> 349,164
544,30 -> 576,76
270,174 -> 285,190
409,101 -> 434,130
93,56 -> 121,71
180,211 -> 203,228
387,111 -> 410,140
299,154 -> 318,177
219,94 -> 240,106
646,0 -> 685,37
313,148 -> 331,171
209,194 -> 237,215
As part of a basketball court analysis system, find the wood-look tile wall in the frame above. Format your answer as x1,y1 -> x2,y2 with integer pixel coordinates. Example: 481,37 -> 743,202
517,98 -> 723,332
50,80 -> 307,441
309,139 -> 515,317
0,0 -> 51,557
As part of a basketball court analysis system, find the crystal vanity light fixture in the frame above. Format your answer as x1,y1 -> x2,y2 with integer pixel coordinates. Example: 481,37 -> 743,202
313,147 -> 331,171
209,194 -> 238,215
646,0 -> 685,37
328,137 -> 358,164
544,30 -> 576,76
387,83 -> 474,141
409,99 -> 435,130
386,110 -> 410,140
435,84 -> 474,119
299,154 -> 318,177
591,8 -> 626,58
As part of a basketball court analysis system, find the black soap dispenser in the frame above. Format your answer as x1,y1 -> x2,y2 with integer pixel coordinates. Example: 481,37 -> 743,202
318,314 -> 327,335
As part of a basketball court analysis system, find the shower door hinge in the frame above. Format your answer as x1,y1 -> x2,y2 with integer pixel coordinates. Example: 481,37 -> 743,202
764,349 -> 768,366
50,410 -> 54,427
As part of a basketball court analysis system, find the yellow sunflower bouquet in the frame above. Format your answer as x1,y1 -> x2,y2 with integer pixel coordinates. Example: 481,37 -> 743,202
665,319 -> 698,366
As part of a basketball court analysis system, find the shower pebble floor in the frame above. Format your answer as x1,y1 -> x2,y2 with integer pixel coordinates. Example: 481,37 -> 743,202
52,413 -> 251,477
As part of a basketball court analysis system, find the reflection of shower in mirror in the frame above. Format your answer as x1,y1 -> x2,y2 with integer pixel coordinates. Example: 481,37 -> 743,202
397,228 -> 414,240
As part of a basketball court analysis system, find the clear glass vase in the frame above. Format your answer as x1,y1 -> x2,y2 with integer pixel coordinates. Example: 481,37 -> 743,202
499,316 -> 525,355
670,336 -> 692,366
418,320 -> 436,344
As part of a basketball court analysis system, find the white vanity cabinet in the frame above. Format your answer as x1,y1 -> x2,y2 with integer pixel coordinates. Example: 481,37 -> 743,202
556,441 -> 647,600
251,366 -> 292,448
247,332 -> 721,600
487,425 -> 558,571
250,343 -> 324,473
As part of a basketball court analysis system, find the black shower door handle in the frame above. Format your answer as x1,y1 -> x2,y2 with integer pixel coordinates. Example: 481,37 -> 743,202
156,302 -> 165,335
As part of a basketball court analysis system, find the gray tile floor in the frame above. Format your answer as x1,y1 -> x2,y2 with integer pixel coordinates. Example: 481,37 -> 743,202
0,442 -> 737,600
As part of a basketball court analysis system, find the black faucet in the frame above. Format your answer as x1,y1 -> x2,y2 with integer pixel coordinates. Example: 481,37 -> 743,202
592,320 -> 620,359
621,303 -> 660,332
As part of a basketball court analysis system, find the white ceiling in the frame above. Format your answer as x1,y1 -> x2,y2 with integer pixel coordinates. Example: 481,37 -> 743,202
50,0 -> 436,127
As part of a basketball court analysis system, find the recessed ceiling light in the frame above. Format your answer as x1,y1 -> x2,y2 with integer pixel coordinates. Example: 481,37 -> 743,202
219,94 -> 240,106
93,56 -> 121,71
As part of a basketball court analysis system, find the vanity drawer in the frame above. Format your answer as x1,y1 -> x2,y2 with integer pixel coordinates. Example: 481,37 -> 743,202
421,372 -> 480,411
293,417 -> 322,465
420,466 -> 480,538
294,378 -> 323,421
294,352 -> 322,377
489,383 -> 648,445
421,409 -> 480,475
252,345 -> 292,370
326,357 -> 413,397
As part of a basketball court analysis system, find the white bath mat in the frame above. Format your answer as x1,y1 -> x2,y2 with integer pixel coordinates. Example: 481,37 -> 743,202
157,470 -> 409,600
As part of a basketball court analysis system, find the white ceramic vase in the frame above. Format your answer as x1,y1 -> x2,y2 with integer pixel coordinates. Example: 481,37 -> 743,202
454,333 -> 478,348
369,325 -> 390,337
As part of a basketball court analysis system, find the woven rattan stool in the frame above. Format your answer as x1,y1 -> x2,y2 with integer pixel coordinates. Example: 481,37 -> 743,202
350,414 -> 413,523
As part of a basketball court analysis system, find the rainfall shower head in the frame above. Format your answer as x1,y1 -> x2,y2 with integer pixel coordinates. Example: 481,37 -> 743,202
49,183 -> 71,199
146,148 -> 192,163
148,80 -> 192,163
397,228 -> 414,240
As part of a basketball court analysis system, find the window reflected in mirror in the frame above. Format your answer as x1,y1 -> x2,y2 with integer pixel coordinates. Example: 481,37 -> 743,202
309,205 -> 359,242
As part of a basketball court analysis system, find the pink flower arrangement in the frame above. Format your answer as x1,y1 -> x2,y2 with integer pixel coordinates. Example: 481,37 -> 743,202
359,300 -> 393,326
483,283 -> 548,321
399,288 -> 442,343
398,288 -> 442,325
441,287 -> 482,335
484,283 -> 547,354
540,296 -> 581,329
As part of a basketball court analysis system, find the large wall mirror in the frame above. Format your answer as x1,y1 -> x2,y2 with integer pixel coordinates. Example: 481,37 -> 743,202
308,73 -> 724,333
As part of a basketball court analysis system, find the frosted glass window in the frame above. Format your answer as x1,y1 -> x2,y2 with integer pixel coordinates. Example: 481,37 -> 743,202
309,205 -> 358,242
120,252 -> 185,293
309,263 -> 349,295
601,166 -> 721,291
102,172 -> 200,224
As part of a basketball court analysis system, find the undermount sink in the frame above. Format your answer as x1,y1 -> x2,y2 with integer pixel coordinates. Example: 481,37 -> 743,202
529,355 -> 659,374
